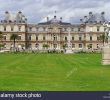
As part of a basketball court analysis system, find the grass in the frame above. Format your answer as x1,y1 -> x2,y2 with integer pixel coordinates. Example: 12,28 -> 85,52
0,53 -> 110,91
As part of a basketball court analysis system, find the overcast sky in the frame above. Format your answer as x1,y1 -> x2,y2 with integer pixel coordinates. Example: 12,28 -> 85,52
0,0 -> 110,23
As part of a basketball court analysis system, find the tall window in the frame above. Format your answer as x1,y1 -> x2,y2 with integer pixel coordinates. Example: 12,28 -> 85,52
72,28 -> 74,31
88,44 -> 92,49
29,27 -> 32,31
90,36 -> 92,41
3,35 -> 6,40
43,36 -> 46,40
78,28 -> 80,32
54,44 -> 57,49
97,35 -> 100,41
4,26 -> 6,31
11,27 -> 13,31
72,44 -> 75,48
35,44 -> 39,48
54,36 -> 57,41
29,35 -> 31,41
36,36 -> 38,41
72,36 -> 74,40
79,44 -> 82,48
97,44 -> 99,48
19,26 -> 21,31
18,35 -> 21,40
79,35 -> 82,41
97,27 -> 100,32
65,37 -> 67,41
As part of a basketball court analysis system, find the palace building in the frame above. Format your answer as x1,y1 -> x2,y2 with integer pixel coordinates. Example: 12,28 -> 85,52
0,11 -> 107,51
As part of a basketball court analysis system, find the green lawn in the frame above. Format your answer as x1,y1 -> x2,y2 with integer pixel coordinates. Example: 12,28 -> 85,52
0,53 -> 110,91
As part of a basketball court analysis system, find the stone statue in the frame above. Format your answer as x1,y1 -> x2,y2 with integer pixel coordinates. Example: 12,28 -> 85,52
108,30 -> 110,44
103,22 -> 110,44
102,22 -> 110,65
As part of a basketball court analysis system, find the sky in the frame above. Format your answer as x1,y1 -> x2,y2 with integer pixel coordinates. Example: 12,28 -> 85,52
0,0 -> 110,24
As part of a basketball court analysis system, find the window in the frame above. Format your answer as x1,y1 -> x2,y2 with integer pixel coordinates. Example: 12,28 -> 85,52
72,44 -> 75,48
18,35 -> 21,40
4,27 -> 6,31
3,36 -> 6,40
79,44 -> 82,48
54,35 -> 57,41
19,26 -> 21,31
43,27 -> 45,31
97,35 -> 100,41
65,37 -> 67,41
90,36 -> 92,41
88,44 -> 92,49
29,27 -> 32,31
97,44 -> 99,48
53,44 -> 57,49
43,36 -> 46,40
79,36 -> 82,41
97,27 -> 100,32
78,28 -> 80,32
35,44 -> 39,48
29,35 -> 31,40
11,27 -> 13,31
72,28 -> 74,31
36,36 -> 38,41
64,28 -> 67,31
29,44 -> 32,48
104,28 -> 106,32
72,37 -> 74,40
36,28 -> 38,31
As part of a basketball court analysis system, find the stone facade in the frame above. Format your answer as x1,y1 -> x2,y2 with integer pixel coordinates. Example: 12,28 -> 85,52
0,11 -> 106,51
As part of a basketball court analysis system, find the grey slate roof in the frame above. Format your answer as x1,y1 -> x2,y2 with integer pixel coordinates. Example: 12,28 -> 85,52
38,16 -> 71,25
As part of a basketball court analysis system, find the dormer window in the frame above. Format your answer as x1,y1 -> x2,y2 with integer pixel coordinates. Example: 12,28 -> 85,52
78,28 -> 80,32
29,27 -> 32,31
19,26 -> 21,31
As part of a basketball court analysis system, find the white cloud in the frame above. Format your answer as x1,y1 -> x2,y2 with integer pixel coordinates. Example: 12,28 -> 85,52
0,0 -> 110,23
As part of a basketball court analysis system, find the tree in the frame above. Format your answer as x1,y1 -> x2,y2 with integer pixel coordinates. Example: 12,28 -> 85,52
42,44 -> 49,50
0,31 -> 4,50
10,34 -> 19,51
62,44 -> 67,49
0,31 -> 3,41
98,34 -> 108,46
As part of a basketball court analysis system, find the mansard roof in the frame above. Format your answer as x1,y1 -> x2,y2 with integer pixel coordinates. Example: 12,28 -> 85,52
80,12 -> 107,24
0,11 -> 27,24
38,15 -> 71,25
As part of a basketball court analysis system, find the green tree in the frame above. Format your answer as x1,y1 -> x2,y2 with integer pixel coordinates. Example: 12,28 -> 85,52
62,44 -> 67,49
0,31 -> 4,50
98,34 -> 108,46
43,44 -> 49,50
10,34 -> 19,50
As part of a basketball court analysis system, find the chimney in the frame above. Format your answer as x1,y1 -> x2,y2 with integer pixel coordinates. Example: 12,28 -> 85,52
60,17 -> 62,22
89,12 -> 92,15
80,19 -> 83,22
84,16 -> 87,18
5,11 -> 10,22
54,16 -> 56,19
18,11 -> 22,14
101,12 -> 105,15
